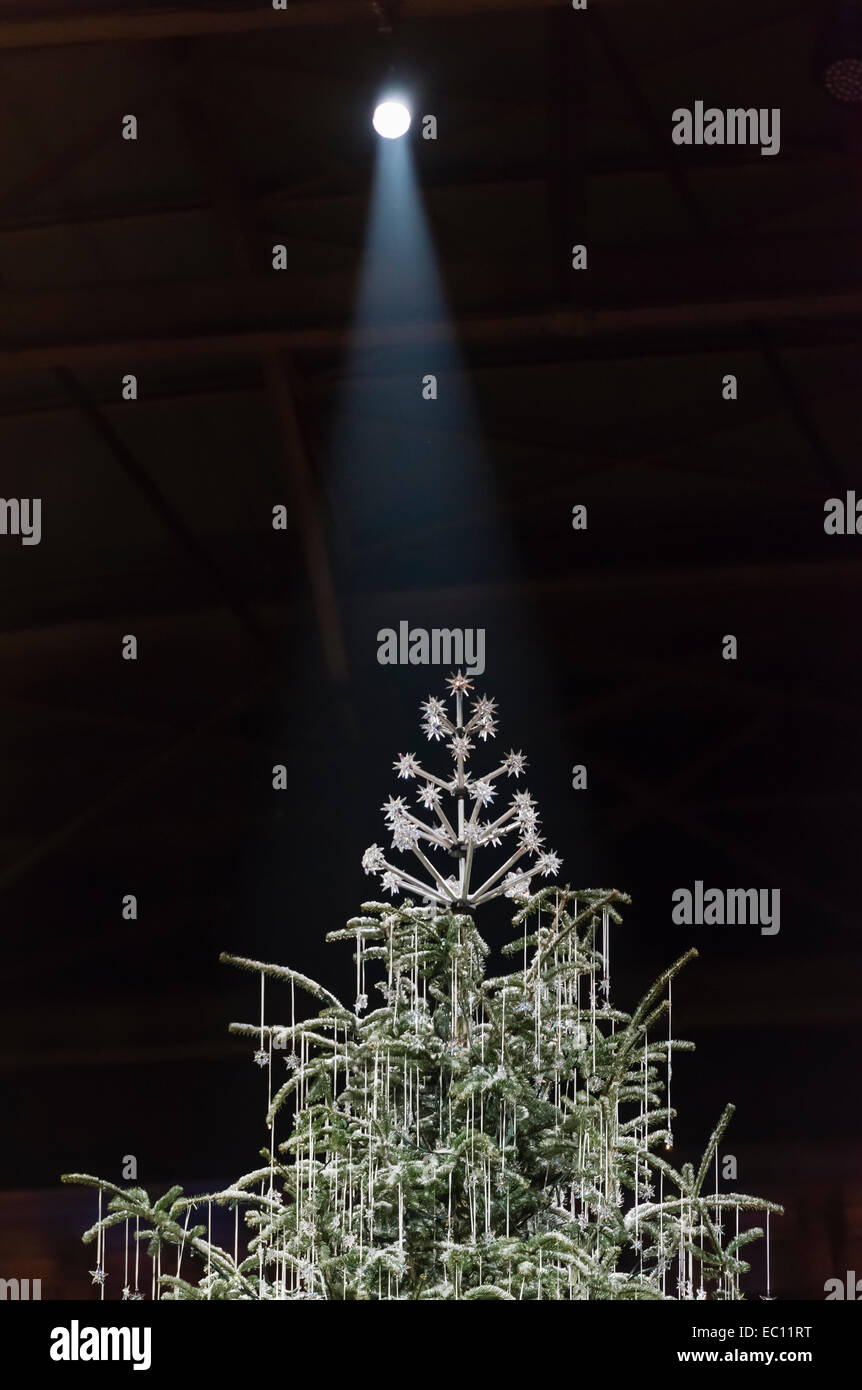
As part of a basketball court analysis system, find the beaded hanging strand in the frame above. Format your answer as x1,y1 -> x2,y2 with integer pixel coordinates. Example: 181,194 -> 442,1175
88,1187 -> 108,1297
254,970 -> 269,1069
177,1206 -> 191,1287
666,976 -> 673,1150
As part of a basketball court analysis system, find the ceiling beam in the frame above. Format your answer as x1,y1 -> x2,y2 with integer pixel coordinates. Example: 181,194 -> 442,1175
2,222 -> 859,343
356,556 -> 862,629
0,333 -> 857,421
0,0 -> 559,51
0,349 -> 854,442
1,288 -> 860,373
0,177 -> 781,240
0,141 -> 842,238
0,557 -> 856,647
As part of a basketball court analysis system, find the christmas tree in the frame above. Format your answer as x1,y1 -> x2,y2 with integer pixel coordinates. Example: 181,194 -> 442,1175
64,674 -> 781,1300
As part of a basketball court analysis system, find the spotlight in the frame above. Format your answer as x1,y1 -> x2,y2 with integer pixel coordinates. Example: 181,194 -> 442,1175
372,99 -> 411,139
818,1 -> 862,102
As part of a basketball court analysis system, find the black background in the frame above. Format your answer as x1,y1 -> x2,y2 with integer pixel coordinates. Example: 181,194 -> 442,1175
0,0 -> 860,1301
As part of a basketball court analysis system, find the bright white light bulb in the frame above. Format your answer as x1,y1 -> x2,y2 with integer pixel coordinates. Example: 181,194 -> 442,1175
372,100 -> 411,139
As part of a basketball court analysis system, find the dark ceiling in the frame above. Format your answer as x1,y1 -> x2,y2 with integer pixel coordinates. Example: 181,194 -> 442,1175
0,0 -> 860,1300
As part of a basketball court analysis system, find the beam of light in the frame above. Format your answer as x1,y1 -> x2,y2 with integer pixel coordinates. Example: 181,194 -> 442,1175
328,130 -> 510,595
320,124 -> 583,899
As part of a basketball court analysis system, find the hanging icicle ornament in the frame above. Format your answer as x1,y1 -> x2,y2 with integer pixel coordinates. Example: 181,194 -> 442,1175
253,971 -> 270,1067
88,1188 -> 108,1294
361,672 -> 562,910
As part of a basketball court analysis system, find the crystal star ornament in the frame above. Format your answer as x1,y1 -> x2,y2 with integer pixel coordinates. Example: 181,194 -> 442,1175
89,1266 -> 107,1286
502,749 -> 527,777
360,673 -> 561,910
362,845 -> 385,874
446,671 -> 473,696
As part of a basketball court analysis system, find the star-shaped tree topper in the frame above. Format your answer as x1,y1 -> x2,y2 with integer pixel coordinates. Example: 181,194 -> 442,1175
361,672 -> 561,909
